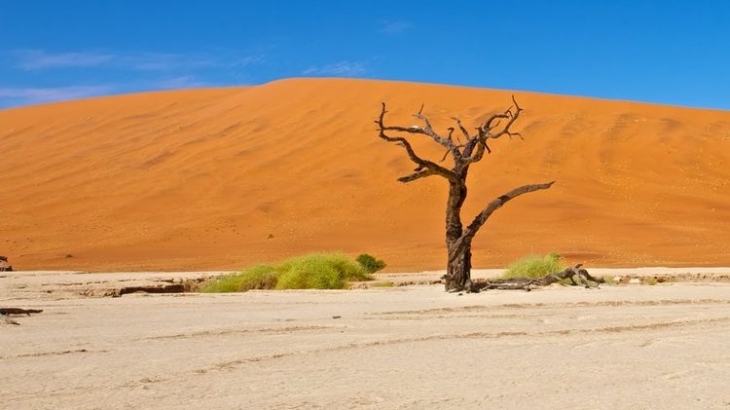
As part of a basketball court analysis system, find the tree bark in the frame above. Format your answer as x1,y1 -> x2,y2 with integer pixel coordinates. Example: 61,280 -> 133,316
445,239 -> 473,291
443,178 -> 480,292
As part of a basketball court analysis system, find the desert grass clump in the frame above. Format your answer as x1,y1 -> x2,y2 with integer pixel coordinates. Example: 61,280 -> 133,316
203,265 -> 279,292
503,252 -> 565,279
202,253 -> 373,292
276,253 -> 371,289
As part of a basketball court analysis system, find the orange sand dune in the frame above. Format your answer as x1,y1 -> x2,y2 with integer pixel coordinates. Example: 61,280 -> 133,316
1,78 -> 729,271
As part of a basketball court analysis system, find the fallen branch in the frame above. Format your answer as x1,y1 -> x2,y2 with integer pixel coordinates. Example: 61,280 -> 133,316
471,264 -> 604,292
1,308 -> 42,326
0,308 -> 44,316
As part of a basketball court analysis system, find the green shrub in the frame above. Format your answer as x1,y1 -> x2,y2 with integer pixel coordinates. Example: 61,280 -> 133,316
503,253 -> 565,279
356,253 -> 387,273
202,264 -> 278,292
276,254 -> 341,289
201,253 -> 373,292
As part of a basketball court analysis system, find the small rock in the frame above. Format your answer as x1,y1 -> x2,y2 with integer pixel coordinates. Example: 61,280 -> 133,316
628,278 -> 641,285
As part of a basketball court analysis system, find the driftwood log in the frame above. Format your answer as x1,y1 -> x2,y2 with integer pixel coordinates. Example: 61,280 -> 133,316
1,308 -> 43,326
0,308 -> 42,326
0,308 -> 44,316
451,264 -> 604,293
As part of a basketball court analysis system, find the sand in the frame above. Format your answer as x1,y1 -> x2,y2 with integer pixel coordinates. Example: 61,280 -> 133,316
2,78 -> 730,272
3,270 -> 730,409
3,79 -> 730,409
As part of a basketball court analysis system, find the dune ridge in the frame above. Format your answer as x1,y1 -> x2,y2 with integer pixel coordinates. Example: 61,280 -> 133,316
1,78 -> 729,271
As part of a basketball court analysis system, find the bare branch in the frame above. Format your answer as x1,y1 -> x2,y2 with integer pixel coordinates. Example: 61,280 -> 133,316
376,103 -> 460,183
447,127 -> 455,141
377,105 -> 458,155
466,181 -> 554,235
481,95 -> 524,140
460,96 -> 525,165
397,169 -> 434,183
412,112 -> 459,154
448,181 -> 555,262
464,138 -> 490,163
439,149 -> 450,162
483,141 -> 492,154
450,117 -> 471,143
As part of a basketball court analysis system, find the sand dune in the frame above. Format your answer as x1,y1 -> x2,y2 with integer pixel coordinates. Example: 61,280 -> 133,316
1,78 -> 729,271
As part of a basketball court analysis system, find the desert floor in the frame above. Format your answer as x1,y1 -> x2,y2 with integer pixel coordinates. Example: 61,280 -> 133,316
3,269 -> 730,410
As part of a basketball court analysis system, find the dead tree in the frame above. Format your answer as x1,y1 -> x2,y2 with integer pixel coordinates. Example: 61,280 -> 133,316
376,98 -> 553,292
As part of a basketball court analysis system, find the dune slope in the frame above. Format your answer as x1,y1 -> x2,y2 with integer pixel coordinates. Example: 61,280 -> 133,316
1,78 -> 729,271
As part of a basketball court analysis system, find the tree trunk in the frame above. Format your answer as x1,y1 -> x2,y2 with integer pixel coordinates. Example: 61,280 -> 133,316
443,179 -> 471,291
445,239 -> 472,291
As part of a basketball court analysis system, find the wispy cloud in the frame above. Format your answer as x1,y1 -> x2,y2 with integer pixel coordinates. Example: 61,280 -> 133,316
379,21 -> 411,34
121,53 -> 214,71
15,50 -> 115,70
12,49 -> 262,72
1,49 -> 263,108
0,85 -> 115,107
302,61 -> 366,77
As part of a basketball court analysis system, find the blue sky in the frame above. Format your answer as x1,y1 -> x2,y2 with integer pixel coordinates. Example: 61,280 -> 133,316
2,1 -> 729,110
